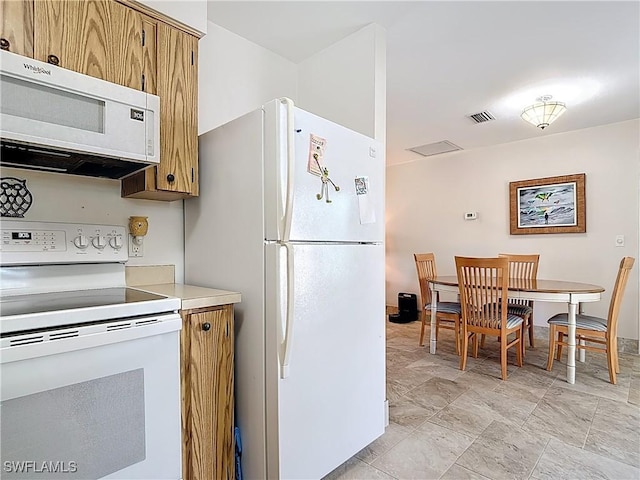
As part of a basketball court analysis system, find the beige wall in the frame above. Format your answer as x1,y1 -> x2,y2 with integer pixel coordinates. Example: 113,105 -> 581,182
0,168 -> 186,281
199,21 -> 387,140
386,119 -> 640,340
297,24 -> 386,142
198,21 -> 298,133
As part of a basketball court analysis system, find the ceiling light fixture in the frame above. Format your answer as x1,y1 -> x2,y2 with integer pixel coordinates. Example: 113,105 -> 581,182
520,95 -> 567,129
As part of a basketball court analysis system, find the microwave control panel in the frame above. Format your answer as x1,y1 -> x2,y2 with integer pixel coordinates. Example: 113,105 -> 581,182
0,220 -> 127,265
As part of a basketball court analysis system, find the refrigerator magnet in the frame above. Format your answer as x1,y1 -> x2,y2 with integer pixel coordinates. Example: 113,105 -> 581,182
355,176 -> 376,224
316,167 -> 340,203
307,134 -> 326,176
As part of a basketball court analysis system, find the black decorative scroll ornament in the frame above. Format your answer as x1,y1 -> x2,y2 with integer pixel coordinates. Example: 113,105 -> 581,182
1,177 -> 33,218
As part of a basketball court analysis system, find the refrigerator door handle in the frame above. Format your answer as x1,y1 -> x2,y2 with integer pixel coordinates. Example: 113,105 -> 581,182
280,241 -> 295,378
280,97 -> 295,242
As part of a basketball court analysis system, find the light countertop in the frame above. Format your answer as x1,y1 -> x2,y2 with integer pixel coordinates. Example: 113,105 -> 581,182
136,283 -> 241,311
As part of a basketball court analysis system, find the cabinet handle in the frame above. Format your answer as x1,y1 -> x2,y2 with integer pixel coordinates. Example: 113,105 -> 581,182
202,322 -> 211,331
167,174 -> 175,183
0,38 -> 10,50
47,54 -> 60,65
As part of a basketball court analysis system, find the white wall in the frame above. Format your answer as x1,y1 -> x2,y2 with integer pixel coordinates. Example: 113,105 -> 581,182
386,119 -> 640,340
198,21 -> 298,134
297,24 -> 386,142
0,168 -> 185,282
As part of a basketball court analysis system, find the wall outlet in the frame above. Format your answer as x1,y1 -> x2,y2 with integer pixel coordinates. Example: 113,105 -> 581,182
128,235 -> 144,257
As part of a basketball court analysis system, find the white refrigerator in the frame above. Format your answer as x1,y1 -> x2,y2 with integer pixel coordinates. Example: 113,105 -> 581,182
185,98 -> 386,480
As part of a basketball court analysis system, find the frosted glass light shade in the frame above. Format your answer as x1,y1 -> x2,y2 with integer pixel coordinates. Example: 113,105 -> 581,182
521,101 -> 567,129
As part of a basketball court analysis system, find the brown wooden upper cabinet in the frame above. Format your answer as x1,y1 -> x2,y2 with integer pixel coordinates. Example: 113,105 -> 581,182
1,0 -> 200,201
0,0 -> 34,57
121,24 -> 199,200
33,0 -> 144,90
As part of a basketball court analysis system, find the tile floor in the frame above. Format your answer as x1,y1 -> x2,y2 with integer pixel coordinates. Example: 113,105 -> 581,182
324,319 -> 640,480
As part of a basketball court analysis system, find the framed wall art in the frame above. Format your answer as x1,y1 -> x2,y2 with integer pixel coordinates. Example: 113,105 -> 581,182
509,173 -> 586,235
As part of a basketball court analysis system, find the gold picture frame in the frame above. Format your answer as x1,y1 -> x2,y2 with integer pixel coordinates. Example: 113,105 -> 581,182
509,173 -> 586,235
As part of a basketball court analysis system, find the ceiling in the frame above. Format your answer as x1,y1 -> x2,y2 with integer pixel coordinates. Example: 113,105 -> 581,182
207,1 -> 640,166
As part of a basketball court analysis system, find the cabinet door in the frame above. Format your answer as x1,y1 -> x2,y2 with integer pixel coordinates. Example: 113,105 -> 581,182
188,307 -> 234,480
156,23 -> 198,194
34,0 -> 143,90
0,0 -> 34,57
141,17 -> 156,94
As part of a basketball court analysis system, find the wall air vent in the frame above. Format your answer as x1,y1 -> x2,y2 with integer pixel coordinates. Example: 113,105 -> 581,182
407,140 -> 463,157
467,111 -> 495,124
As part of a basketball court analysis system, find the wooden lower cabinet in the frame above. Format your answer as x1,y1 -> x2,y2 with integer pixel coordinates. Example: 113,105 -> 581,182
180,304 -> 235,480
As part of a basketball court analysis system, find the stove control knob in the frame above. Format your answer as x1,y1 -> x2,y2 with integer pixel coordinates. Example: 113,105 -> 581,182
109,235 -> 123,250
73,234 -> 89,249
92,235 -> 107,249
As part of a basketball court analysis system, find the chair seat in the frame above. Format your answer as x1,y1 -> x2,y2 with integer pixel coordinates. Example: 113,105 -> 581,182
425,302 -> 461,314
507,303 -> 533,317
547,313 -> 608,332
470,312 -> 524,329
493,314 -> 524,330
487,303 -> 533,317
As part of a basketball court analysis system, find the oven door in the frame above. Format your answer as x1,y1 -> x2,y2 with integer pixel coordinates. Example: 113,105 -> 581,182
0,313 -> 182,480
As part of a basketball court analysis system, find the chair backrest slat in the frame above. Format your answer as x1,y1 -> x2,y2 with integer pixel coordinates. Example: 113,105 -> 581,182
455,256 -> 509,330
498,253 -> 539,305
414,253 -> 437,308
607,257 -> 635,334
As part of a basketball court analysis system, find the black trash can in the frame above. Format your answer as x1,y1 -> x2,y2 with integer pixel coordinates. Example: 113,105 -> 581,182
390,293 -> 418,323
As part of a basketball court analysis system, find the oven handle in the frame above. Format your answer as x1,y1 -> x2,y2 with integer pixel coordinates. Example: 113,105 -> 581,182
1,314 -> 181,364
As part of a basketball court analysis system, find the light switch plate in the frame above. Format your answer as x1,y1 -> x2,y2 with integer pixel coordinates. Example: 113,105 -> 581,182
615,235 -> 625,247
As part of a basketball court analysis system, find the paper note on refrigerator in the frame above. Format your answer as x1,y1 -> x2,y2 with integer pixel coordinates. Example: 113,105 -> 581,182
307,134 -> 327,176
355,176 -> 376,224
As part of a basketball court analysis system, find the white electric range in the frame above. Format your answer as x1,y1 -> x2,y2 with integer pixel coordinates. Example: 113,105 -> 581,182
0,220 -> 182,479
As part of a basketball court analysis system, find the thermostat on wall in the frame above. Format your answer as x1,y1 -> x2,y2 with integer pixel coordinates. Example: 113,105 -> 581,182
464,212 -> 478,220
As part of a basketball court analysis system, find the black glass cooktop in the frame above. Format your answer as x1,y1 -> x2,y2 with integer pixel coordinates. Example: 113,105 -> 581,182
0,287 -> 168,317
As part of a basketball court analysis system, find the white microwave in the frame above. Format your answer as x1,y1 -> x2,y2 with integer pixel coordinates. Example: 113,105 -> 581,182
0,50 -> 160,179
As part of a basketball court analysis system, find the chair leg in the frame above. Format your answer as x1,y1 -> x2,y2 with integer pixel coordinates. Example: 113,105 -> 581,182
546,324 -> 556,371
500,333 -> 508,380
460,331 -> 469,372
480,334 -> 486,348
556,332 -> 564,361
528,313 -> 535,348
521,316 -> 527,359
606,338 -> 617,385
419,309 -> 427,346
613,335 -> 620,373
435,318 -> 439,341
454,316 -> 461,355
516,327 -> 523,367
472,332 -> 479,358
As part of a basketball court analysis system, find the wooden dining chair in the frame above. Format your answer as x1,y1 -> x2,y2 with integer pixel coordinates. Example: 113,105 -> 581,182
546,257 -> 635,384
498,253 -> 539,349
414,253 -> 462,353
455,256 -> 524,380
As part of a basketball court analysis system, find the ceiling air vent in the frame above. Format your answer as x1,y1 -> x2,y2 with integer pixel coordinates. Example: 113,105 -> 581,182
407,140 -> 462,157
467,111 -> 495,124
